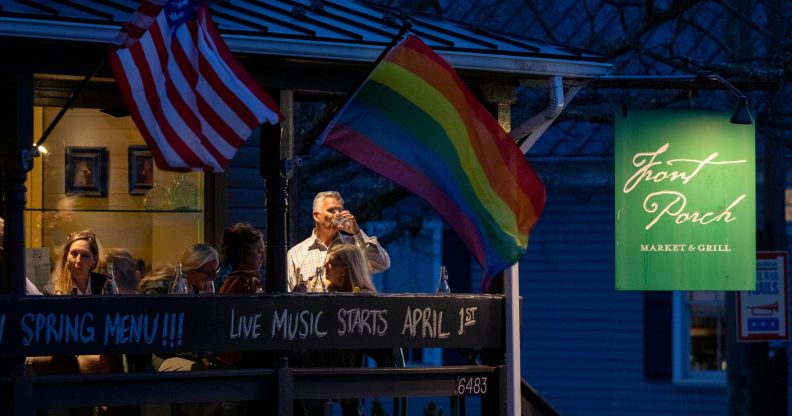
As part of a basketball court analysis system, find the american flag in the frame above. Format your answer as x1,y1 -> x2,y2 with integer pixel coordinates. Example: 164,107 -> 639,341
109,0 -> 282,172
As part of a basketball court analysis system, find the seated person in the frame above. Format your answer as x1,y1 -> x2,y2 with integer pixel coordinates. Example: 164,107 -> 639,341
326,243 -> 398,367
138,244 -> 218,295
137,244 -> 220,372
218,222 -> 265,294
140,245 -> 225,415
31,230 -> 121,377
101,248 -> 140,294
324,243 -> 376,293
297,244 -> 377,416
43,229 -> 107,295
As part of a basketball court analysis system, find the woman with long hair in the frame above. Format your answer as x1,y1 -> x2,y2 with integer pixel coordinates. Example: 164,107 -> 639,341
218,222 -> 265,294
295,244 -> 376,416
32,230 -> 123,398
45,229 -> 106,295
324,243 -> 376,294
138,243 -> 219,294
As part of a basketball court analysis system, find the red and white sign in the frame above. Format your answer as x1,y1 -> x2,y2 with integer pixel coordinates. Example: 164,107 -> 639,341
737,251 -> 789,342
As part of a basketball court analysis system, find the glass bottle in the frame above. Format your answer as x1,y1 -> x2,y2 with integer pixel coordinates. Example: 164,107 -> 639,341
144,180 -> 171,210
171,174 -> 197,210
315,266 -> 327,293
102,262 -> 120,295
436,265 -> 451,294
169,262 -> 190,294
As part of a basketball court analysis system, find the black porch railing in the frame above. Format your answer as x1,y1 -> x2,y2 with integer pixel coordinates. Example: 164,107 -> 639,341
0,293 -> 508,415
4,366 -> 503,415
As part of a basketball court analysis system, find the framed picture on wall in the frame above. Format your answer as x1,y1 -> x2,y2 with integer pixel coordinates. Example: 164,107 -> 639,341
65,147 -> 108,197
128,145 -> 154,195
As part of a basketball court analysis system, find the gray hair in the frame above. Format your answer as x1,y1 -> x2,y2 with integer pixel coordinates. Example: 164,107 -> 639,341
312,191 -> 344,213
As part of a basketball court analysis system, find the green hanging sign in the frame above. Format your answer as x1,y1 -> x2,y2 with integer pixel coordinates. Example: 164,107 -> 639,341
615,110 -> 755,290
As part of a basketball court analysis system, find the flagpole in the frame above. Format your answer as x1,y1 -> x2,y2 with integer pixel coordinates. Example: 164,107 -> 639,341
34,57 -> 107,152
505,262 -> 521,416
349,19 -> 413,96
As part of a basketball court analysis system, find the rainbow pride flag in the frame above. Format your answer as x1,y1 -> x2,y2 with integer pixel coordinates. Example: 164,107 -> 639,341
319,34 -> 546,277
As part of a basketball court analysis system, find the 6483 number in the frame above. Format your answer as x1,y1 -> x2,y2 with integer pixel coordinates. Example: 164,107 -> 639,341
456,376 -> 488,395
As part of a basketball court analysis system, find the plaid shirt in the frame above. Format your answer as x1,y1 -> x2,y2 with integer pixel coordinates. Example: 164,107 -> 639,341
287,229 -> 390,292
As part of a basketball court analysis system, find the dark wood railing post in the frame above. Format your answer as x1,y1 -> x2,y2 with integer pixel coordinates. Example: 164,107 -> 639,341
262,89 -> 290,296
0,70 -> 33,416
2,170 -> 28,297
261,121 -> 288,295
0,70 -> 32,297
261,90 -> 291,377
277,368 -> 294,416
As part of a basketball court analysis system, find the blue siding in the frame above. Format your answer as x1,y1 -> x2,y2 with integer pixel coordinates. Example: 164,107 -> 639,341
227,134 -> 266,229
520,189 -> 728,415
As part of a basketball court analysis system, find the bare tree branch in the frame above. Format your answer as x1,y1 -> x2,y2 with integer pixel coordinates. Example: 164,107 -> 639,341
603,0 -> 707,59
520,0 -> 557,43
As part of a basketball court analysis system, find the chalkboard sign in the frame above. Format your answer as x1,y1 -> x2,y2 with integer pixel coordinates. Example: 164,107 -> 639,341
0,294 -> 503,357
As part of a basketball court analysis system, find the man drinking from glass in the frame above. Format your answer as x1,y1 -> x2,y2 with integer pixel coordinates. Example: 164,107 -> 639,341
287,191 -> 390,292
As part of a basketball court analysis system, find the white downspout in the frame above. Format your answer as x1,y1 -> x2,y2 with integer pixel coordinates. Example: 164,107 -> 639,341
542,75 -> 565,120
513,75 -> 582,154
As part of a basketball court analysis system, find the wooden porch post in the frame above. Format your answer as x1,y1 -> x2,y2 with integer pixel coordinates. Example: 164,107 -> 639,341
262,89 -> 290,295
261,90 -> 294,385
0,70 -> 33,416
479,81 -> 517,416
0,70 -> 33,296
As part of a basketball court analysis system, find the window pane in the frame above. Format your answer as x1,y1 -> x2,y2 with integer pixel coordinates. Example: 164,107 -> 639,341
688,291 -> 726,372
24,108 -> 205,293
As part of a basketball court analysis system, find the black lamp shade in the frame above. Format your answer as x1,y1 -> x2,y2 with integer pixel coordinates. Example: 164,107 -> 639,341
730,96 -> 753,125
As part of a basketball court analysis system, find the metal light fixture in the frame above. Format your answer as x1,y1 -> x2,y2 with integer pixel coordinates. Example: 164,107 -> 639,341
729,96 -> 753,125
698,73 -> 753,125
594,73 -> 763,125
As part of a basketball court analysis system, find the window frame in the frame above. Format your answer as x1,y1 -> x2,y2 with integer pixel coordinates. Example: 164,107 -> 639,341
671,291 -> 727,387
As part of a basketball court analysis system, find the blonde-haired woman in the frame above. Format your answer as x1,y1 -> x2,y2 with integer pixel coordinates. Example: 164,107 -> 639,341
138,244 -> 220,373
324,243 -> 376,293
44,229 -> 107,295
138,243 -> 219,294
296,244 -> 375,415
32,230 -> 121,381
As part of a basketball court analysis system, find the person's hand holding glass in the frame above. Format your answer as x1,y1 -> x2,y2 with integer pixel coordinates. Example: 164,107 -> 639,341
331,210 -> 358,234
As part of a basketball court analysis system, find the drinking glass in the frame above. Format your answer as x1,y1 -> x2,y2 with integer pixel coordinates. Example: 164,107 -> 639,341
332,212 -> 351,229
314,267 -> 328,292
199,280 -> 216,294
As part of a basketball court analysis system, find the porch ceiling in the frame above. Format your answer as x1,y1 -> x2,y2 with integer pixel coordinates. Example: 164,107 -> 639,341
0,0 -> 611,79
